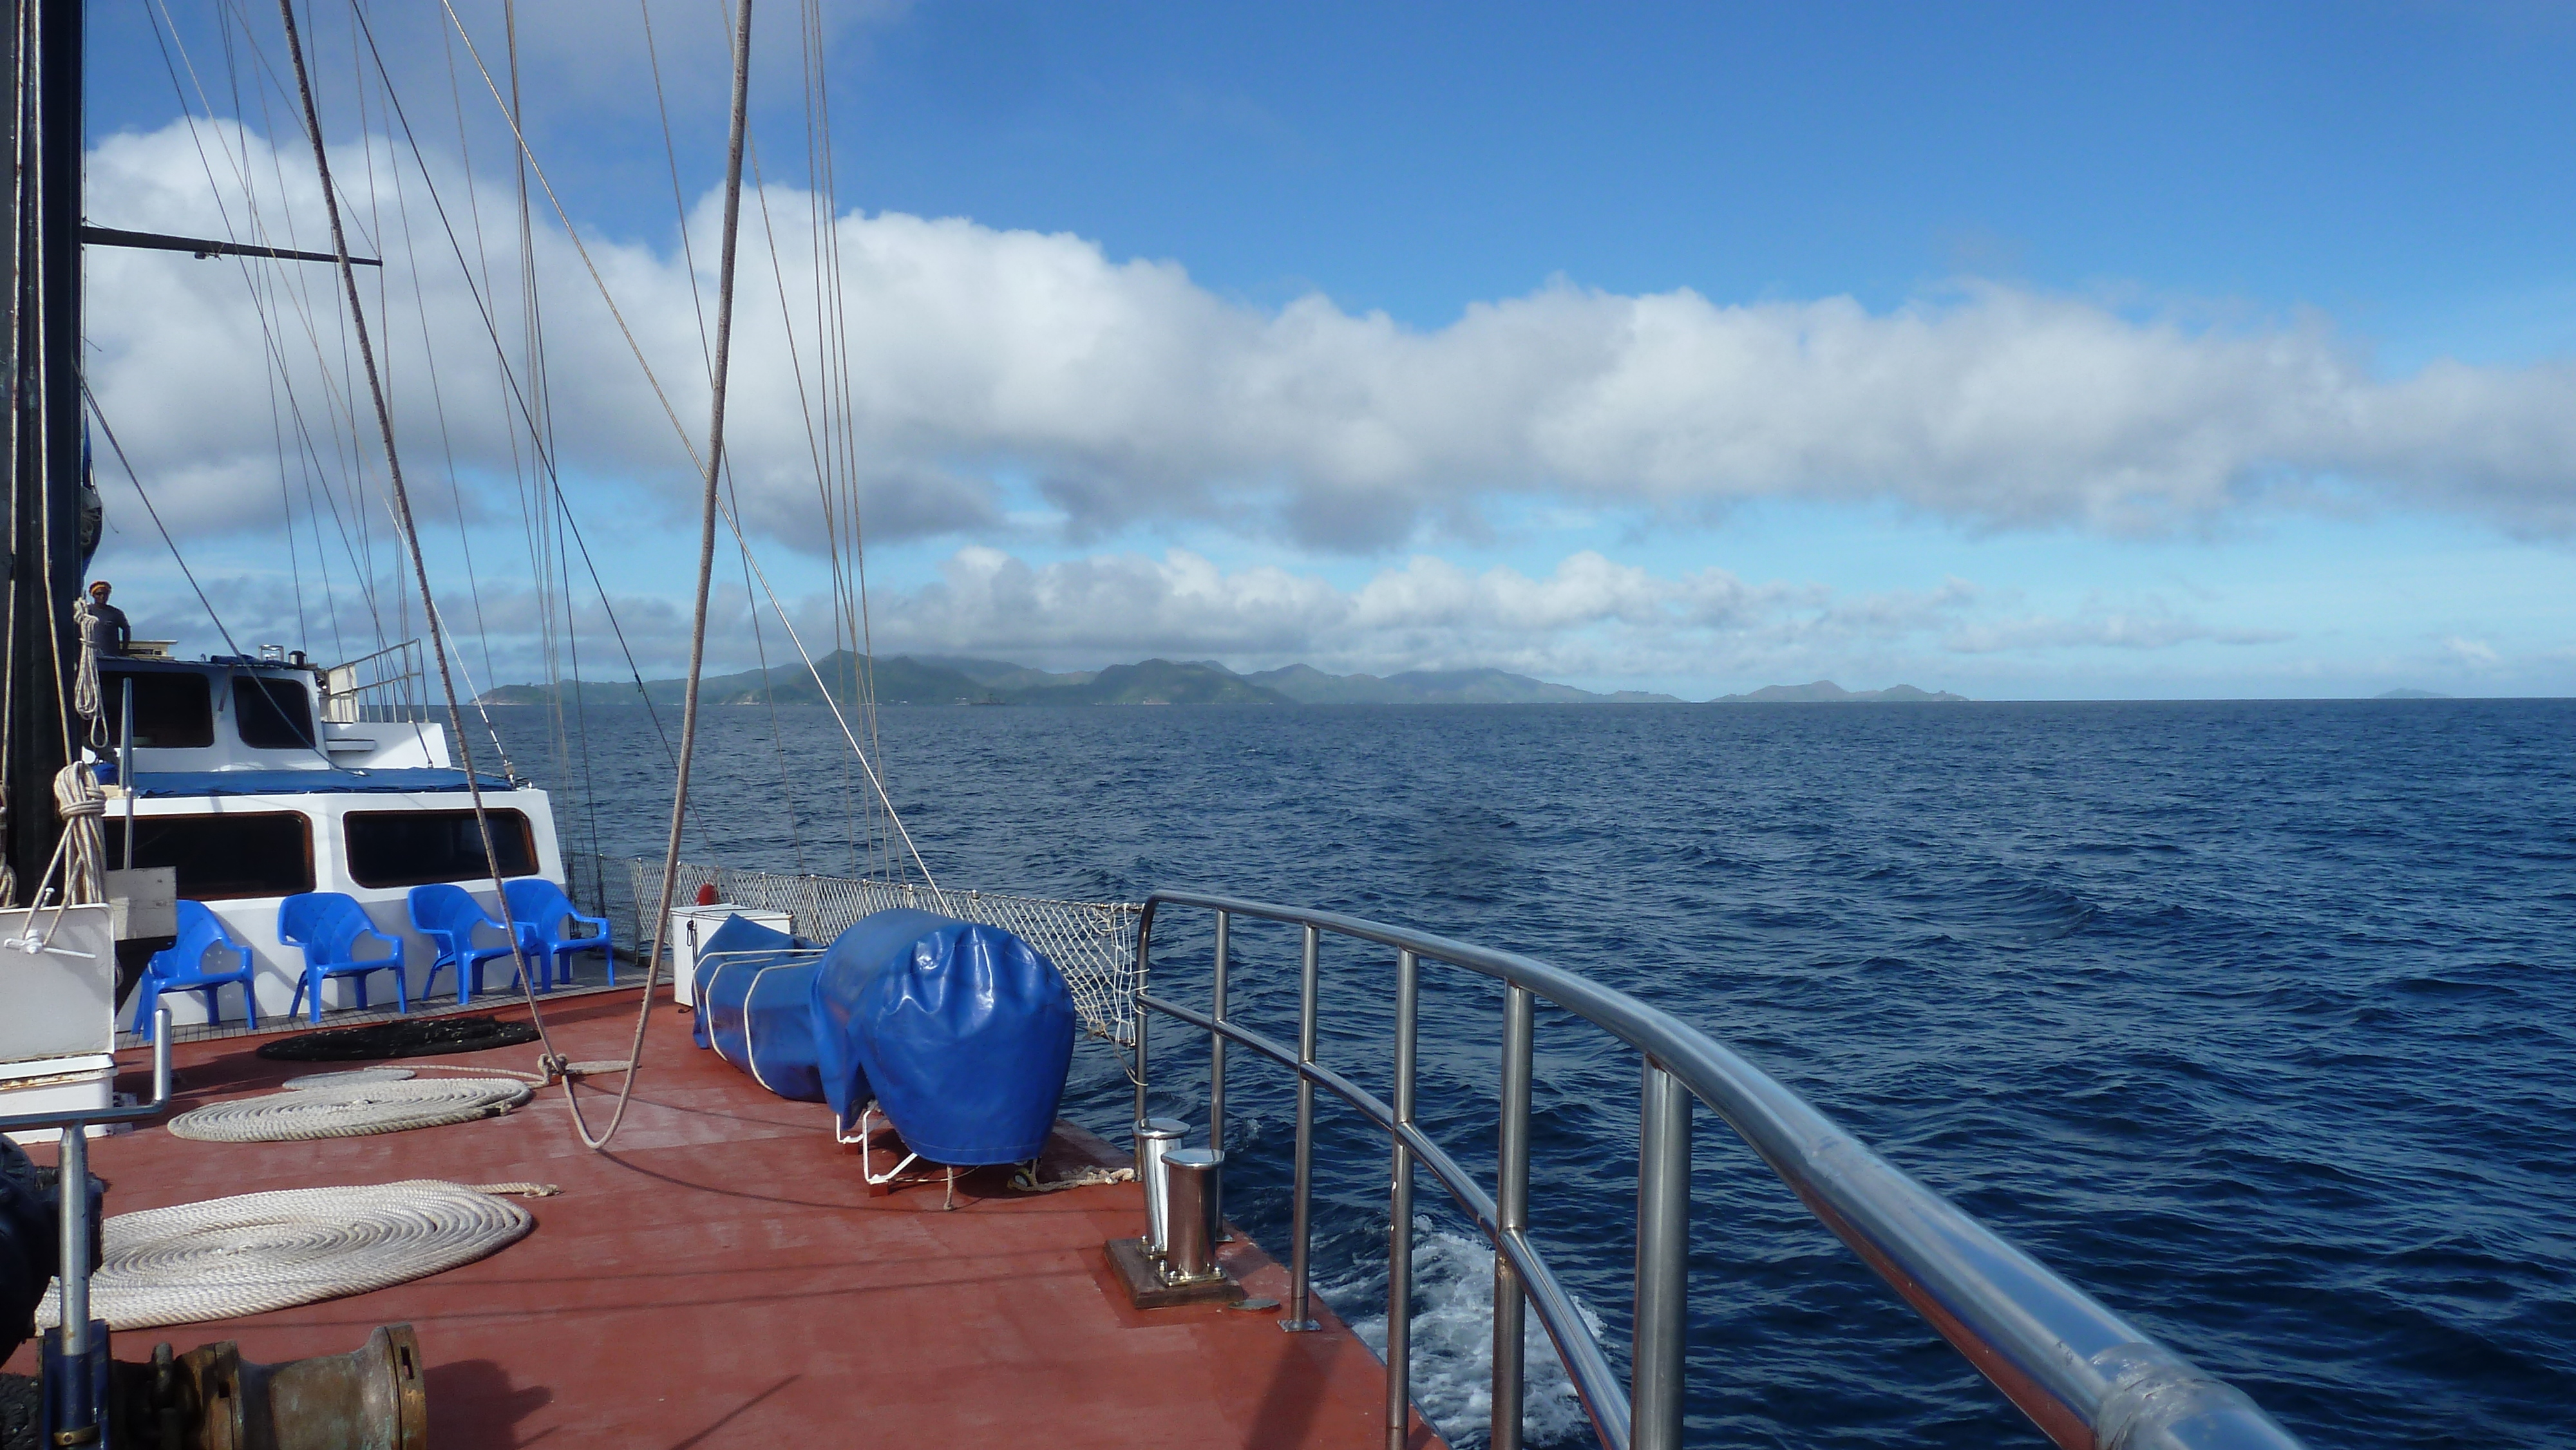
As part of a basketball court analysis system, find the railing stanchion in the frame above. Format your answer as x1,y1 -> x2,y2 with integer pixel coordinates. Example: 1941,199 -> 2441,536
1633,1060 -> 1692,1450
1132,945 -> 1150,1138
1211,909 -> 1230,1229
1283,922 -> 1321,1332
1385,948 -> 1420,1450
57,1121 -> 88,1357
1493,983 -> 1533,1450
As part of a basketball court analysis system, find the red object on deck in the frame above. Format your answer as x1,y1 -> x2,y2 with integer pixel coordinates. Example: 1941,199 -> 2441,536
695,881 -> 720,907
6,994 -> 1444,1449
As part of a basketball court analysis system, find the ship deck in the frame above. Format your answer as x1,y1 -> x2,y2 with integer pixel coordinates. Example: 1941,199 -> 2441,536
6,991 -> 1440,1449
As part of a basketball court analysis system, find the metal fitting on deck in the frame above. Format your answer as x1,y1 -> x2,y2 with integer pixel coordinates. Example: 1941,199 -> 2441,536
1132,1117 -> 1186,1258
1158,1149 -> 1224,1285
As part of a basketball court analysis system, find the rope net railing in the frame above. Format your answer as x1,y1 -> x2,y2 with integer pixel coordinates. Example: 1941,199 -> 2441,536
566,852 -> 1142,1051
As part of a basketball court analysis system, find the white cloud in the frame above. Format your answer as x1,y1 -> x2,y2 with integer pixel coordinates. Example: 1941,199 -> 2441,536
2442,636 -> 2501,666
102,543 -> 2314,696
86,120 -> 2576,569
862,547 -> 2280,684
1944,612 -> 2293,654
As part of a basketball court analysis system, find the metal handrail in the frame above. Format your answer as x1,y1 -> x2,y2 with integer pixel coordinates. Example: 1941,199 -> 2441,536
1133,891 -> 2307,1450
320,639 -> 427,724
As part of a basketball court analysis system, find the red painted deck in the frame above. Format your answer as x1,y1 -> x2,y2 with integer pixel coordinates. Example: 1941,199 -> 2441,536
6,992 -> 1442,1449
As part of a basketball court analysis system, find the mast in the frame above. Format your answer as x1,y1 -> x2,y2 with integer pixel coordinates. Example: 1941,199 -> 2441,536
3,0 -> 84,901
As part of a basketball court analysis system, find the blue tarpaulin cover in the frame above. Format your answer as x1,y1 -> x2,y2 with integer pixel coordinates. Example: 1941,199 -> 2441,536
811,909 -> 1077,1165
129,767 -> 516,797
687,908 -> 1075,1165
689,913 -> 829,1101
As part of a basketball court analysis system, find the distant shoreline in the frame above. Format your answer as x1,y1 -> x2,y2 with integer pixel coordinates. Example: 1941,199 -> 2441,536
471,692 -> 2564,708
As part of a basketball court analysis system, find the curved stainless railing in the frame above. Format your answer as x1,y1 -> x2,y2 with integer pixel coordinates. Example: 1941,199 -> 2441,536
1133,892 -> 2307,1450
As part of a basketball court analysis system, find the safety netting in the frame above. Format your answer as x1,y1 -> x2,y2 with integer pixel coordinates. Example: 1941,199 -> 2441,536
565,853 -> 1142,1052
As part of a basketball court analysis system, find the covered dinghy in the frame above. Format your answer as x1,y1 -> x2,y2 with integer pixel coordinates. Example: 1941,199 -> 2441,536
811,909 -> 1076,1165
688,912 -> 829,1102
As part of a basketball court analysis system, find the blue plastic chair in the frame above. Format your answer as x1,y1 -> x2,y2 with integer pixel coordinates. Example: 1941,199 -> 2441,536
276,892 -> 408,1024
504,878 -> 614,990
133,901 -> 260,1041
410,883 -> 540,1005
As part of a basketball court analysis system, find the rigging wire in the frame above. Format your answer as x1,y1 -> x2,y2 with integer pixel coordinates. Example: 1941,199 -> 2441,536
146,0 -> 395,652
498,0 -> 571,825
620,0 -> 762,1153
430,0 -> 933,884
272,0 -> 553,1110
81,386 -> 243,657
346,4 -> 697,813
637,0 -> 712,381
375,53 -> 513,781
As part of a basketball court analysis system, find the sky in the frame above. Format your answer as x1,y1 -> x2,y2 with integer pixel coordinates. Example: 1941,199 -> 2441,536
75,0 -> 2576,699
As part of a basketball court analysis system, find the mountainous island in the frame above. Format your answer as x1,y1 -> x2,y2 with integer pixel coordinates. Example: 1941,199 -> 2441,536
1708,681 -> 1969,703
477,655 -> 1965,708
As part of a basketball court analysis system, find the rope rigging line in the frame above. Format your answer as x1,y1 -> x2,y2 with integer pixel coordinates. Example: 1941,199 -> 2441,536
342,3 -> 723,877
271,0 -> 556,1097
637,0 -> 714,383
141,0 -> 400,653
348,6 -> 696,797
800,1 -> 898,879
354,56 -> 472,695
639,2 -> 806,878
80,386 -> 243,659
432,0 -> 936,888
618,0 -> 762,1155
357,0 -> 762,1151
498,0 -> 576,822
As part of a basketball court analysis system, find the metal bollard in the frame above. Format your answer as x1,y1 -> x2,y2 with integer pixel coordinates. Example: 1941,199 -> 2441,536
1133,1117 -> 1188,1257
1161,1149 -> 1225,1283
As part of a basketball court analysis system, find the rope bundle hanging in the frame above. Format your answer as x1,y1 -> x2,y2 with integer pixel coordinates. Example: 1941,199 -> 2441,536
35,1180 -> 534,1331
47,762 -> 107,907
167,1077 -> 532,1143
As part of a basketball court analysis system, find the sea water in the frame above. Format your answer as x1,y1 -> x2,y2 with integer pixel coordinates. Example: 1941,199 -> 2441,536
492,698 -> 2575,1448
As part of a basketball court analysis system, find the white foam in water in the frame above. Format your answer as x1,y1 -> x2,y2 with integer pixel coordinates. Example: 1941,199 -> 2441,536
1330,1218 -> 1605,1449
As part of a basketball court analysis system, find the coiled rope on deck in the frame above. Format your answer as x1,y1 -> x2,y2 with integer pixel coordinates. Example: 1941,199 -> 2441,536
167,1078 -> 534,1142
35,1180 -> 535,1331
281,1068 -> 418,1090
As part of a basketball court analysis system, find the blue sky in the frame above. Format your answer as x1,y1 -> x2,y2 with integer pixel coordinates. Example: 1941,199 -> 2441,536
78,0 -> 2576,699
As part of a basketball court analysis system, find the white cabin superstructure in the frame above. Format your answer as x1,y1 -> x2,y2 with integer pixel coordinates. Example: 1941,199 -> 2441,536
86,648 -> 564,1030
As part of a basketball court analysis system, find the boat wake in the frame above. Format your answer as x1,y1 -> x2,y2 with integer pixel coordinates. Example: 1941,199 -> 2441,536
1327,1218 -> 1604,1449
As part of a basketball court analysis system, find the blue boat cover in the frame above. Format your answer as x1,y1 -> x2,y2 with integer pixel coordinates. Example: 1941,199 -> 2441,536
688,913 -> 829,1101
810,909 -> 1076,1165
130,767 -> 516,798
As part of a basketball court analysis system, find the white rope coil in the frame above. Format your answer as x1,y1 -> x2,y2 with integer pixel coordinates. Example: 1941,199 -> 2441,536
282,1068 -> 417,1090
168,1078 -> 533,1142
37,1180 -> 534,1330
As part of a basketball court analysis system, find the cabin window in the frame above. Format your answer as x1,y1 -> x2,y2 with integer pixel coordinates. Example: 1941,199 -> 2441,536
343,809 -> 538,889
234,675 -> 317,749
95,671 -> 215,749
104,812 -> 314,901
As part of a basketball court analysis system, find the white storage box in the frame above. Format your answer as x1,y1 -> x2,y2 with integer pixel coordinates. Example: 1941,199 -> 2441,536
1,902 -> 118,1144
668,904 -> 794,1006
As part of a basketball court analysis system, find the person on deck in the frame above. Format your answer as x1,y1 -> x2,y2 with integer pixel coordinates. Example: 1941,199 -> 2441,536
76,580 -> 129,657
